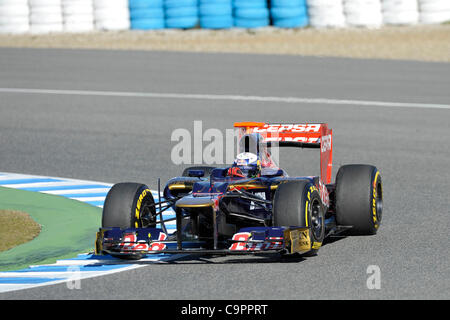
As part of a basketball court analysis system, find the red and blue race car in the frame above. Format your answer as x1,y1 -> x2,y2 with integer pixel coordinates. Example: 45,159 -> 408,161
95,122 -> 383,259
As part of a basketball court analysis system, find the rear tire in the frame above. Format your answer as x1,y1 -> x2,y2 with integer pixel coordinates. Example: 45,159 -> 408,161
335,165 -> 383,235
273,180 -> 325,256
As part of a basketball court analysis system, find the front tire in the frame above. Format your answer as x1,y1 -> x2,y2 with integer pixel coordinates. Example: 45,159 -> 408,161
335,165 -> 383,235
102,182 -> 156,229
101,182 -> 156,260
273,180 -> 325,256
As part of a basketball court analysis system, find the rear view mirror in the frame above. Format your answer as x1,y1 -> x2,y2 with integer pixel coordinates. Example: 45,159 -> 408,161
188,170 -> 205,177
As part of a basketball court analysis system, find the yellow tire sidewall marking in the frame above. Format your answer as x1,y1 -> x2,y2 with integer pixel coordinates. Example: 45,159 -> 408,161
305,185 -> 319,249
372,172 -> 380,229
135,188 -> 150,227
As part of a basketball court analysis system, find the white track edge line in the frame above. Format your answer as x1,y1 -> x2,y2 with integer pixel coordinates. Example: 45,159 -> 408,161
0,88 -> 449,109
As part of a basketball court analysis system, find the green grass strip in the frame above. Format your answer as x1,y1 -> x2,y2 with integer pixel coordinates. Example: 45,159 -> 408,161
0,186 -> 101,271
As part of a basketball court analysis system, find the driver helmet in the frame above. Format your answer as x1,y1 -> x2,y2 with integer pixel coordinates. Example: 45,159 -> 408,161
227,152 -> 261,178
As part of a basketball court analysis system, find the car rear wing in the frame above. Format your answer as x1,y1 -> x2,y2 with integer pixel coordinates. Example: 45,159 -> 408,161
234,122 -> 333,184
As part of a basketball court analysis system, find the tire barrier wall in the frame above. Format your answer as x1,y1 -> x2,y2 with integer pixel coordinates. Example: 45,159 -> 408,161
165,0 -> 199,29
306,0 -> 346,28
344,0 -> 383,28
94,0 -> 130,31
0,0 -> 449,34
233,0 -> 270,29
271,0 -> 309,28
63,0 -> 94,32
29,0 -> 63,34
129,0 -> 164,30
419,0 -> 450,24
200,0 -> 233,29
0,0 -> 29,34
382,0 -> 419,25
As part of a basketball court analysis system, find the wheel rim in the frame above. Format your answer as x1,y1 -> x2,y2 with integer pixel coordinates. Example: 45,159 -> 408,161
310,199 -> 323,240
139,200 -> 157,227
375,181 -> 383,223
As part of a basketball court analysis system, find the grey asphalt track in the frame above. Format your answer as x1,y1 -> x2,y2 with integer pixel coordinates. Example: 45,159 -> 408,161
0,48 -> 449,300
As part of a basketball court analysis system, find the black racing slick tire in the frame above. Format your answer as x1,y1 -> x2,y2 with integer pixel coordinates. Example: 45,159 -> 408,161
335,165 -> 383,235
102,182 -> 156,230
273,180 -> 325,255
182,166 -> 216,177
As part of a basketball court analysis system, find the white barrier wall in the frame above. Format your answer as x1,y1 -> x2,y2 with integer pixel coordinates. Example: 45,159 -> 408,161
0,0 -> 30,34
343,0 -> 383,28
29,0 -> 63,34
94,0 -> 130,31
307,0 -> 346,28
62,0 -> 94,32
419,0 -> 450,24
382,0 -> 419,25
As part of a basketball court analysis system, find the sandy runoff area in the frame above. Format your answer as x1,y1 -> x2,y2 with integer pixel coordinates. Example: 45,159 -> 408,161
0,24 -> 449,62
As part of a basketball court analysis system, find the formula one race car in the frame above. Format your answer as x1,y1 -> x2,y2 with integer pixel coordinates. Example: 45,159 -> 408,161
95,122 -> 383,259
